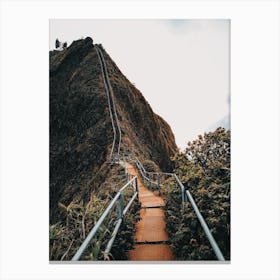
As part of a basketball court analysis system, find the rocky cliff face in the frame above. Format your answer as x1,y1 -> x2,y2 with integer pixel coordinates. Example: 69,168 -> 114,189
50,37 -> 178,223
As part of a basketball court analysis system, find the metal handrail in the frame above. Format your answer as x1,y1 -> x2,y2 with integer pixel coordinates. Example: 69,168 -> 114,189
185,190 -> 225,261
173,174 -> 187,203
146,171 -> 174,176
127,156 -> 226,261
96,46 -> 122,161
86,45 -> 225,260
71,176 -> 138,261
104,191 -> 138,257
133,159 -> 160,187
95,46 -> 116,162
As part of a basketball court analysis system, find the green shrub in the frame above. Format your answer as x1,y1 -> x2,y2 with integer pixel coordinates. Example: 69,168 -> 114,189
142,159 -> 160,173
163,128 -> 230,260
49,166 -> 141,261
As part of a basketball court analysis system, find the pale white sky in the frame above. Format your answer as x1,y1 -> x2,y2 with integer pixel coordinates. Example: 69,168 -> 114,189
50,19 -> 230,150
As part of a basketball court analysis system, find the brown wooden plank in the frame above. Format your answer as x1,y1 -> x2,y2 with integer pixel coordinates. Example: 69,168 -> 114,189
135,208 -> 168,242
125,163 -> 174,261
129,244 -> 174,261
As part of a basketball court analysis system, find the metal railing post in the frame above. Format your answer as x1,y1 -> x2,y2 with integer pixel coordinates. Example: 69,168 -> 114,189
173,174 -> 187,204
181,188 -> 185,205
184,188 -> 188,203
157,173 -> 161,194
135,177 -> 139,199
125,163 -> 128,181
118,192 -> 124,219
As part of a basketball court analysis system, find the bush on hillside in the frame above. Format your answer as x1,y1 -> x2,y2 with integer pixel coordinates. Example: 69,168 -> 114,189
49,167 -> 141,261
163,127 -> 230,260
142,159 -> 160,173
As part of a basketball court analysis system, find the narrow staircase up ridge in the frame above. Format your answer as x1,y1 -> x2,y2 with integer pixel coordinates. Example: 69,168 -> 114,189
124,162 -> 174,261
70,43 -> 226,262
95,44 -> 172,260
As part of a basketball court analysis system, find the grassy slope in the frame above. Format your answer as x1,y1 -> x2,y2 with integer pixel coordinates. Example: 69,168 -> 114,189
50,164 -> 141,261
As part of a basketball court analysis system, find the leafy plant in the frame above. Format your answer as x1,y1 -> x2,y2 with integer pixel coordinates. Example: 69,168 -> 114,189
142,159 -> 160,173
49,165 -> 141,261
163,127 -> 230,260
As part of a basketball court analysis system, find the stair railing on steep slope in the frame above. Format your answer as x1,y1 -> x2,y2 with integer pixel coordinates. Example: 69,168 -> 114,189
71,175 -> 138,261
125,156 -> 226,261
95,46 -> 117,162
86,45 -> 225,260
95,45 -> 121,162
134,158 -> 163,188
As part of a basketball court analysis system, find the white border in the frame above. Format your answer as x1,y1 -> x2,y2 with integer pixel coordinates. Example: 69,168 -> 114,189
0,1 -> 279,280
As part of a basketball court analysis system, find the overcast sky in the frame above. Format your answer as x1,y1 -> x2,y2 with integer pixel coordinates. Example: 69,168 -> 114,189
50,19 -> 230,150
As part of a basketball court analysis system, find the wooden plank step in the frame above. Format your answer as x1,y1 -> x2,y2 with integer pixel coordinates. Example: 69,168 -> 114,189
128,244 -> 173,261
135,208 -> 168,242
125,162 -> 174,261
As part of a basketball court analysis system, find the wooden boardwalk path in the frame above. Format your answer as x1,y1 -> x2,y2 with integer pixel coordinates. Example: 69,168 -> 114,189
125,163 -> 174,261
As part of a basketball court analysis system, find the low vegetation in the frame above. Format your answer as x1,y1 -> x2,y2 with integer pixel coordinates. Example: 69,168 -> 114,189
49,165 -> 140,261
162,127 -> 230,260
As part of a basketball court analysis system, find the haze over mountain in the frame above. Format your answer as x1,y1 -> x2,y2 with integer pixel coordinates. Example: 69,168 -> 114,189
207,114 -> 230,132
50,37 -> 178,223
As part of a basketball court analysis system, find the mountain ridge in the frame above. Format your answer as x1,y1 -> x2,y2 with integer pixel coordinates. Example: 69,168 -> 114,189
49,37 -> 178,223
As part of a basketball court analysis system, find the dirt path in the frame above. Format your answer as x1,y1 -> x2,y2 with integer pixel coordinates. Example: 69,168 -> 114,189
124,162 -> 174,261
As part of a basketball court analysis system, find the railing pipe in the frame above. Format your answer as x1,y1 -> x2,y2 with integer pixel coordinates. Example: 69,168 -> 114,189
135,177 -> 139,197
96,45 -> 122,160
72,176 -> 137,261
147,171 -> 174,176
71,192 -> 120,261
137,164 -> 146,180
104,218 -> 122,258
186,190 -> 225,261
122,156 -> 226,261
95,46 -> 116,162
157,173 -> 161,192
135,158 -> 146,176
104,190 -> 138,259
119,176 -> 137,192
118,192 -> 124,219
142,174 -> 159,187
173,174 -> 187,203
123,192 -> 138,216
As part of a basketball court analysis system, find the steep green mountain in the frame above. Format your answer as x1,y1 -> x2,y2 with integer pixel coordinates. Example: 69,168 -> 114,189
49,37 -> 178,224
